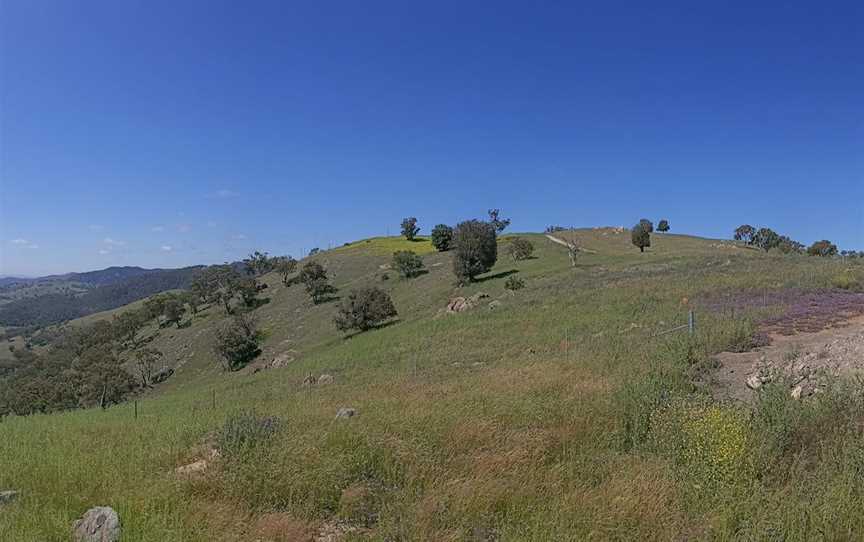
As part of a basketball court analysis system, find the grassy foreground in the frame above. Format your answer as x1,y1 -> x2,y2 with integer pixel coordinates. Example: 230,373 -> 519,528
3,230 -> 864,540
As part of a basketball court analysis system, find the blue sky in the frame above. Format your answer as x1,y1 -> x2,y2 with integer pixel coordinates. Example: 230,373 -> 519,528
1,1 -> 861,276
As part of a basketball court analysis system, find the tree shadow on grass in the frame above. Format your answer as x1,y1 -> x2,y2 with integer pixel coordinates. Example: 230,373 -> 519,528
474,269 -> 520,283
341,319 -> 400,340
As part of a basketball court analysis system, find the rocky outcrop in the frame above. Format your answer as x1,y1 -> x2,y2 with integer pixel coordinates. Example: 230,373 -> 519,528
445,293 -> 490,314
0,490 -> 19,505
335,407 -> 356,419
72,506 -> 121,542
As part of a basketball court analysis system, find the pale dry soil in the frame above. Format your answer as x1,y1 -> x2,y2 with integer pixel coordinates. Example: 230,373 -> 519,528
715,314 -> 864,401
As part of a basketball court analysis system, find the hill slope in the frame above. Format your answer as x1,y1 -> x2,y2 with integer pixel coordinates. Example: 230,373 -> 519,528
2,230 -> 863,541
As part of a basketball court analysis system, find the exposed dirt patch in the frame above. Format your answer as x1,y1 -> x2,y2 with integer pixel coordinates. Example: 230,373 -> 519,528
715,315 -> 864,401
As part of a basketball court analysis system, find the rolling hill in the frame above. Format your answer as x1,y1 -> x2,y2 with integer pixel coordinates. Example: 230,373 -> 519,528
1,229 -> 863,541
0,266 -> 204,328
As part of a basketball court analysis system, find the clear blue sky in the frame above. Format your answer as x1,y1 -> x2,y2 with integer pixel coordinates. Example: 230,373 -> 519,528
1,1 -> 862,276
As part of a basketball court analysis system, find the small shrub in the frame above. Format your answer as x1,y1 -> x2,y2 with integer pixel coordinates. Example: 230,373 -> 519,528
831,272 -> 862,291
392,251 -> 425,278
213,313 -> 261,371
650,398 -> 753,488
657,219 -> 670,232
807,240 -> 838,257
430,224 -> 454,252
218,410 -> 282,457
506,237 -> 534,261
334,287 -> 398,333
504,275 -> 525,291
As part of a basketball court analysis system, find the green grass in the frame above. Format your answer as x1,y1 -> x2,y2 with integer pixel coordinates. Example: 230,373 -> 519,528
2,232 -> 863,540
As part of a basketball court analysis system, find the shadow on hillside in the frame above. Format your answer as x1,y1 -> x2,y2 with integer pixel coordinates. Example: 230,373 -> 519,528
474,269 -> 519,283
341,319 -> 399,339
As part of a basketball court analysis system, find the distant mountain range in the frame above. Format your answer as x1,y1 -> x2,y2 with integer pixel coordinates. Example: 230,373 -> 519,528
0,266 -> 204,328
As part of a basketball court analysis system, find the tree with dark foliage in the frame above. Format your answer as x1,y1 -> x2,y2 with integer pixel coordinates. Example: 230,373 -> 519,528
734,225 -> 755,243
401,217 -> 420,241
657,219 -> 670,232
274,256 -> 298,286
430,224 -> 454,252
334,287 -> 397,333
807,240 -> 838,257
452,220 -> 498,284
213,313 -> 261,371
631,222 -> 651,252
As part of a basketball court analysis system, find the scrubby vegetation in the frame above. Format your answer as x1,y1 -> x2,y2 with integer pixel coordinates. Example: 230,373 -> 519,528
505,237 -> 534,261
391,250 -> 425,278
400,217 -> 420,241
298,262 -> 337,304
631,220 -> 651,252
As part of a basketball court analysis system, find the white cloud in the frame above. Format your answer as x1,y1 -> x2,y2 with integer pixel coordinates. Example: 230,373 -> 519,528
206,220 -> 218,228
98,249 -> 110,255
88,224 -> 103,232
161,245 -> 173,251
231,233 -> 247,240
103,237 -> 126,246
151,226 -> 165,232
10,239 -> 28,245
27,244 -> 39,249
177,224 -> 192,233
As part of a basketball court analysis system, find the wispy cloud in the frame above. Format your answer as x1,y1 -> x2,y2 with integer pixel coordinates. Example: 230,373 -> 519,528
98,249 -> 110,255
151,225 -> 165,232
9,239 -> 38,249
103,237 -> 126,247
177,224 -> 192,233
206,220 -> 218,228
161,245 -> 173,252
88,224 -> 103,232
231,233 -> 247,240
210,189 -> 239,199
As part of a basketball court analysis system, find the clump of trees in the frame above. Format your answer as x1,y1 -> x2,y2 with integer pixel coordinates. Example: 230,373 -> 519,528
191,265 -> 260,314
631,221 -> 652,252
334,287 -> 397,333
657,219 -> 670,232
213,313 -> 261,371
244,251 -> 273,276
452,219 -> 498,284
506,237 -> 534,261
734,225 -> 755,244
298,262 -> 337,304
808,240 -> 838,257
401,217 -> 420,241
431,224 -> 454,251
392,251 -> 425,278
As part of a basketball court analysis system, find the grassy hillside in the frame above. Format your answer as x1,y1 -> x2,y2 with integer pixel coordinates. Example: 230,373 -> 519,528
2,230 -> 863,541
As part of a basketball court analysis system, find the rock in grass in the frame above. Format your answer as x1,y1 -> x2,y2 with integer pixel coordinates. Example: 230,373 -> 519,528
0,490 -> 19,505
72,506 -> 121,542
335,407 -> 356,419
318,374 -> 334,385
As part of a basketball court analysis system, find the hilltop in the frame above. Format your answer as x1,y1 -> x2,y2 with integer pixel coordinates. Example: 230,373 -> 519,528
2,228 -> 864,541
